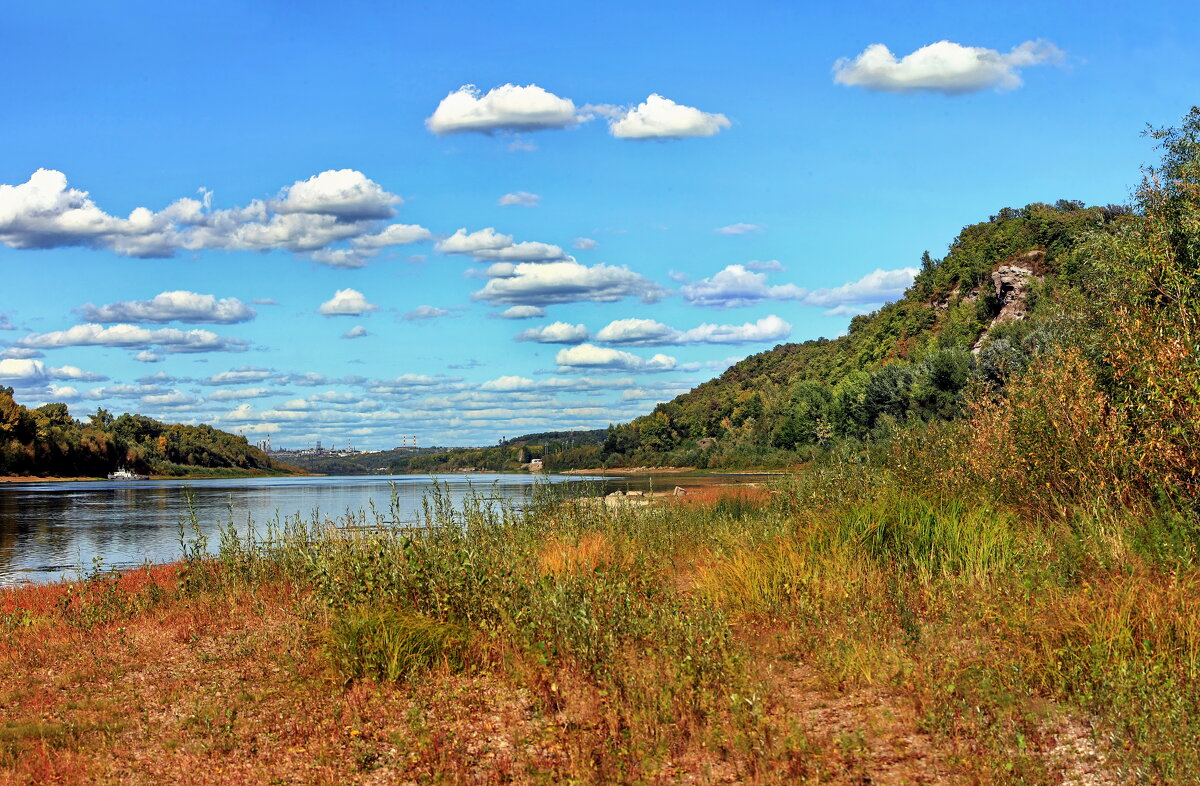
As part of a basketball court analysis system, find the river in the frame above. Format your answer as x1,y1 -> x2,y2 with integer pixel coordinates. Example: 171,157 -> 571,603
0,473 -> 608,586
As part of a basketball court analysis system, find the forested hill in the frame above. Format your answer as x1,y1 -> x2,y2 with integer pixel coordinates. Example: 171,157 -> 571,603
0,388 -> 299,478
600,200 -> 1133,468
287,429 -> 609,476
504,429 -> 606,447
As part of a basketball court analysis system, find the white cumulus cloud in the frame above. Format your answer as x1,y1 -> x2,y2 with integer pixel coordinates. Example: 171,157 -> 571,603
802,267 -> 918,307
716,223 -> 762,235
426,84 -> 580,135
317,288 -> 378,317
682,264 -> 917,310
475,375 -> 640,394
0,358 -> 48,381
142,391 -> 198,408
833,39 -> 1064,95
593,318 -> 680,347
201,366 -> 274,386
681,264 -> 806,309
0,168 -> 190,257
308,248 -> 369,268
514,321 -> 590,344
403,305 -> 452,321
207,387 -> 274,401
823,304 -> 877,318
437,226 -> 511,254
0,348 -> 42,359
595,315 -> 791,346
351,223 -> 433,249
0,358 -> 107,383
473,261 -> 667,307
366,374 -> 462,397
0,168 -> 428,267
275,169 -> 401,219
341,325 -> 368,339
679,315 -> 792,344
607,94 -> 731,139
493,305 -> 546,320
78,290 -> 256,324
436,227 -> 566,262
555,344 -> 677,373
49,385 -> 81,401
498,191 -> 540,207
18,324 -> 247,353
49,365 -> 107,381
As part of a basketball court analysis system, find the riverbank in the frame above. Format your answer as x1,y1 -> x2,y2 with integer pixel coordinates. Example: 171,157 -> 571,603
5,471 -> 1192,783
0,475 -> 98,483
0,469 -> 306,484
563,465 -> 698,475
564,468 -> 799,482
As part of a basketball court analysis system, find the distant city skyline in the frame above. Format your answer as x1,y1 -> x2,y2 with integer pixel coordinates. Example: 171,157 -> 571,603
2,1 -> 1197,446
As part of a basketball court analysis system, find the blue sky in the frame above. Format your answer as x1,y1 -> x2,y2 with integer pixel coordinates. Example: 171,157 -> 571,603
1,0 -> 1197,448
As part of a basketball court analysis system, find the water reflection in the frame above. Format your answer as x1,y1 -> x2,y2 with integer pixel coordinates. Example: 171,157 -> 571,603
0,474 -> 600,586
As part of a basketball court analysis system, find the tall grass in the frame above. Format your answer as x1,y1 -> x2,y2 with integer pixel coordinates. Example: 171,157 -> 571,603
145,464 -> 1200,780
168,481 -> 783,777
831,494 -> 1020,583
328,608 -> 473,682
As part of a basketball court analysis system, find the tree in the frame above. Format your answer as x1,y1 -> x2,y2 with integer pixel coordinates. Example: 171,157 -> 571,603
641,411 -> 676,453
0,387 -> 32,440
89,408 -> 114,430
1077,106 -> 1200,496
864,364 -> 916,426
830,372 -> 871,438
772,381 -> 831,449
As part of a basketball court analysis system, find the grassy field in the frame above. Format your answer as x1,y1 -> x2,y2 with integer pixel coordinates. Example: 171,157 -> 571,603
2,467 -> 1196,785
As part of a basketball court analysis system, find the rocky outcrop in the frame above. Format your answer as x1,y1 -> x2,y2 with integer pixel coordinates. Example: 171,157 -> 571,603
992,264 -> 1036,322
972,250 -> 1044,353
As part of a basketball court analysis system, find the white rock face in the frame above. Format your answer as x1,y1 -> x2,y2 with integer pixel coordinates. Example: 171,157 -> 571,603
972,250 -> 1044,353
992,264 -> 1036,325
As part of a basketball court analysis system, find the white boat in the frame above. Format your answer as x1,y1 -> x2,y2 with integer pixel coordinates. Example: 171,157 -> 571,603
107,467 -> 148,481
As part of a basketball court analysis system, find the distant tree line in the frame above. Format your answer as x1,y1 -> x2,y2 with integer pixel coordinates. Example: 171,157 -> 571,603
0,389 -> 292,477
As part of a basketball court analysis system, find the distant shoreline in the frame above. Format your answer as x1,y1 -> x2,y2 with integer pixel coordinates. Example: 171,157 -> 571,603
0,470 -> 304,484
563,466 -> 791,477
563,466 -> 697,476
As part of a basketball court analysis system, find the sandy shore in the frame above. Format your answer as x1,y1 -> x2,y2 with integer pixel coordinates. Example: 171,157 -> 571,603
563,466 -> 698,475
564,466 -> 792,477
1,471 -> 306,483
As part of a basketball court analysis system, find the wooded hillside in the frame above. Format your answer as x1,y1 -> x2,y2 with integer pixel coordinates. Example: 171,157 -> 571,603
0,389 -> 298,478
600,199 -> 1133,468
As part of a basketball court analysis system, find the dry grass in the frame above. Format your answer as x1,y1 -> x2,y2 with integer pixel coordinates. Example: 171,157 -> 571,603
670,485 -> 772,509
1,573 -> 635,784
537,531 -> 617,576
2,476 -> 1194,783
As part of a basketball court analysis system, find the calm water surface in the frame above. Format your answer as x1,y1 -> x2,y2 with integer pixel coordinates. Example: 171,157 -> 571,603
0,474 -> 605,586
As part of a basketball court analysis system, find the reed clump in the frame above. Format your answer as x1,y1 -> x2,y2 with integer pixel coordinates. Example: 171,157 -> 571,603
328,608 -> 475,682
